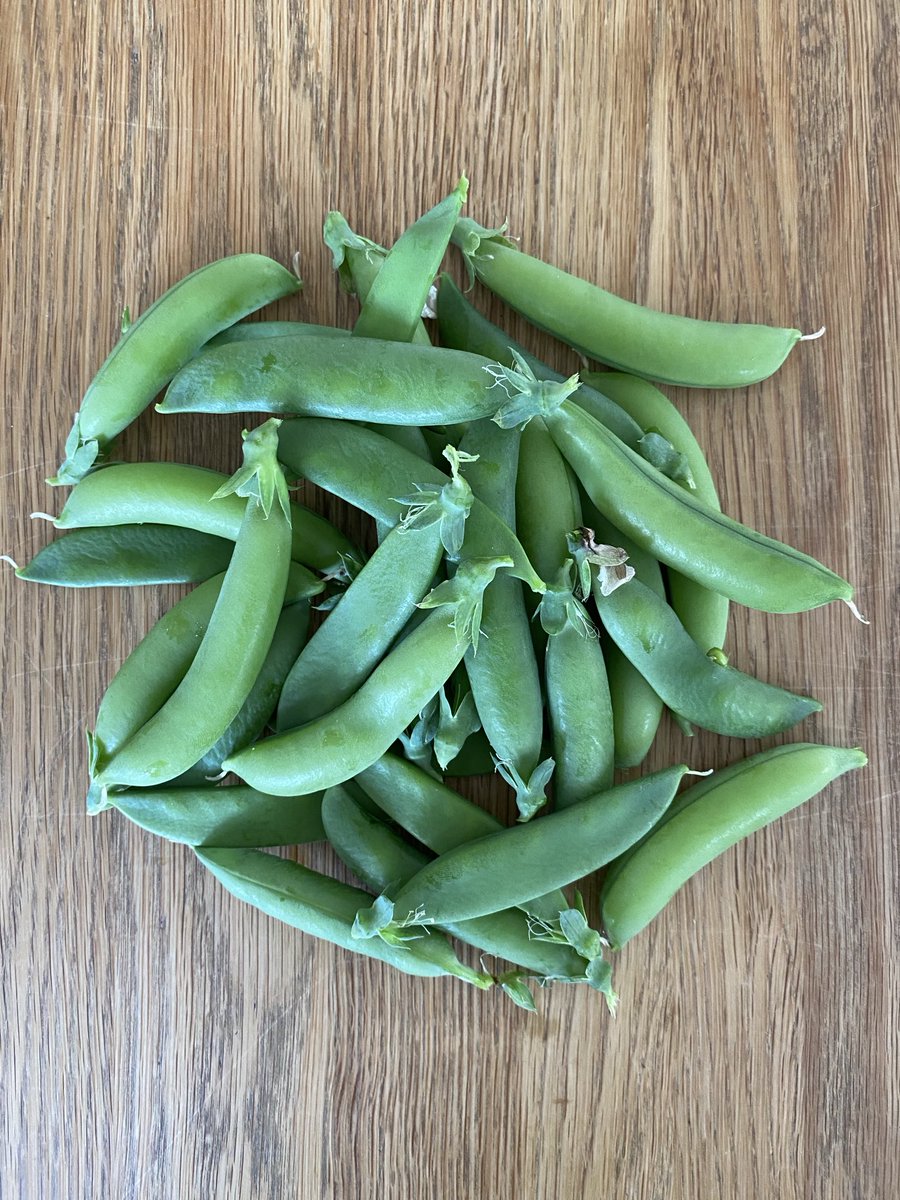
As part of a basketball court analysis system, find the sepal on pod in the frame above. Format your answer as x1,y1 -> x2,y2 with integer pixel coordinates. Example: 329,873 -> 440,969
212,418 -> 291,520
493,755 -> 555,822
566,527 -> 634,599
536,560 -> 597,638
486,350 -> 580,430
417,555 -> 514,650
395,446 -> 477,560
323,212 -> 386,294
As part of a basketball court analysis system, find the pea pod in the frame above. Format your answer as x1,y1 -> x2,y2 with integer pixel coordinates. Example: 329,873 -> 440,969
52,254 -> 301,485
195,847 -> 491,986
224,556 -> 512,796
207,320 -> 344,348
600,744 -> 867,947
51,461 -> 362,575
93,420 -> 293,791
353,766 -> 688,936
113,784 -> 326,847
452,219 -> 815,388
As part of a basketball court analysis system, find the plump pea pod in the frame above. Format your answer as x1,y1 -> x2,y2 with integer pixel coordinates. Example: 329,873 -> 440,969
51,254 -> 301,485
173,601 -> 311,785
600,744 -> 867,947
112,784 -> 326,846
159,335 -> 504,426
276,522 -> 445,730
50,461 -> 362,575
195,847 -> 491,986
587,370 -> 730,651
456,419 -> 549,819
12,525 -> 234,587
93,420 -> 293,792
539,563 -> 615,808
592,574 -> 822,737
516,418 -> 582,587
453,219 -> 814,388
322,784 -> 592,982
354,753 -> 572,926
487,360 -> 855,614
353,766 -> 688,936
207,320 -> 344,348
225,557 -> 512,796
276,417 -> 544,591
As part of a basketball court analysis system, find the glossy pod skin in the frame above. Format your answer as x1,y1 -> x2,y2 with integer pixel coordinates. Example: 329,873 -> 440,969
52,254 -> 301,485
159,335 -> 503,426
224,557 -> 511,796
600,743 -> 867,947
353,752 -> 570,927
354,766 -> 688,935
195,847 -> 491,985
52,461 -> 362,575
113,784 -> 326,847
276,418 -> 544,591
593,574 -> 822,737
588,370 -> 730,652
452,219 -> 807,388
14,524 -> 234,587
321,784 -> 591,981
93,421 -> 293,791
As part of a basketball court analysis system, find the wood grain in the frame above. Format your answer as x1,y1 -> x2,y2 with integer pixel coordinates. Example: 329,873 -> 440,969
2,2 -> 897,1196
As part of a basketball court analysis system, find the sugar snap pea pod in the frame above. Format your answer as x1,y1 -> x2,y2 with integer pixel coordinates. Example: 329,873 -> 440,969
322,784 -> 592,983
538,562 -> 615,808
158,335 -> 504,426
51,254 -> 301,486
277,417 -> 544,591
225,556 -> 513,796
112,784 -> 326,846
586,370 -> 730,651
195,847 -> 491,985
93,420 -> 293,792
207,320 -> 344,348
516,418 -> 582,586
12,524 -> 234,587
276,520 -> 447,730
487,355 -> 856,614
453,218 -> 817,389
353,766 -> 688,937
592,572 -> 821,737
455,418 -> 550,818
51,460 -> 362,575
354,752 -> 571,926
601,744 -> 867,947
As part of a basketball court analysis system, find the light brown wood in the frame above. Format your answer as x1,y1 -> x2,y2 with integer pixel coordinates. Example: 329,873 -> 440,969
2,2 -> 897,1196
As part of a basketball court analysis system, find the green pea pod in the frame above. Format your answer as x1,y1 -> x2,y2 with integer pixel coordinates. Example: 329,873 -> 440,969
600,743 -> 867,947
322,784 -> 592,983
453,219 -> 815,388
207,320 -> 344,348
586,370 -> 729,651
276,521 -> 445,730
51,460 -> 362,576
277,418 -> 544,592
112,784 -> 326,846
51,254 -> 301,485
593,575 -> 821,737
13,525 -> 234,587
93,420 -> 293,791
158,335 -> 503,426
224,556 -> 513,796
353,765 -> 688,935
195,847 -> 491,986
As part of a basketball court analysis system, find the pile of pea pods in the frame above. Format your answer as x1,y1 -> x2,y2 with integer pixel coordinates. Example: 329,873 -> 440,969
13,177 -> 867,1010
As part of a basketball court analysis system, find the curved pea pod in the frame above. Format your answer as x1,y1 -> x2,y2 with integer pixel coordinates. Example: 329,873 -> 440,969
51,460 -> 362,575
12,524 -> 234,587
224,557 -> 513,796
207,320 -> 344,347
453,218 -> 815,388
600,743 -> 867,947
276,417 -> 544,592
195,847 -> 491,986
353,765 -> 688,936
159,335 -> 503,426
587,370 -> 729,652
112,784 -> 326,846
51,254 -> 301,485
322,784 -> 593,986
93,420 -> 293,791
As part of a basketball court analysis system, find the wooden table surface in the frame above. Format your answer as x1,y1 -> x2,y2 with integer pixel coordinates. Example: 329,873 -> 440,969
2,3 -> 897,1197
